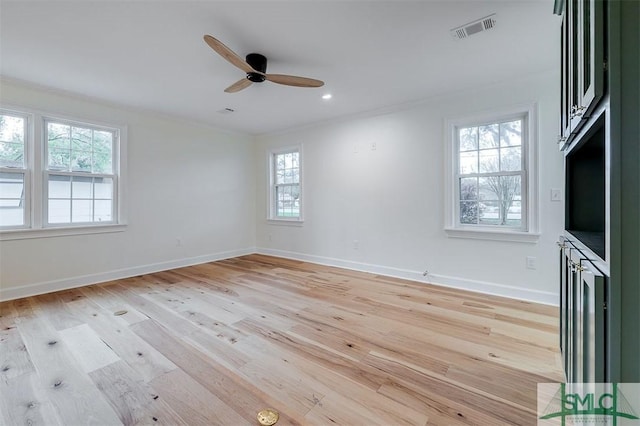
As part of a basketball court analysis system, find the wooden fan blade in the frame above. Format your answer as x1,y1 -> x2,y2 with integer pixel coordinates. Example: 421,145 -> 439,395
203,35 -> 254,73
265,74 -> 324,88
224,78 -> 252,93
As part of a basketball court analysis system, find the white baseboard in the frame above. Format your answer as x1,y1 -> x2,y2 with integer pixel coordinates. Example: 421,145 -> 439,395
255,247 -> 558,306
0,247 -> 255,302
1,246 -> 557,306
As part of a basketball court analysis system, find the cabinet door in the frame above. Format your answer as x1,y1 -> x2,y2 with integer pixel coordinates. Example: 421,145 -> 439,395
569,0 -> 582,133
569,247 -> 590,383
559,238 -> 573,372
578,0 -> 604,118
566,247 -> 578,381
559,12 -> 571,148
564,0 -> 605,137
580,260 -> 607,382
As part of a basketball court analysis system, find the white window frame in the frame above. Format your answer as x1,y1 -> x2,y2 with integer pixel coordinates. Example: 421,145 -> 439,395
444,103 -> 539,243
267,145 -> 303,223
0,106 -> 127,241
43,117 -> 120,228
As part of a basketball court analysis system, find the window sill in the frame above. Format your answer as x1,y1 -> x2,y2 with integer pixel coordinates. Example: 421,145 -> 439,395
0,224 -> 127,241
444,227 -> 540,244
266,218 -> 304,227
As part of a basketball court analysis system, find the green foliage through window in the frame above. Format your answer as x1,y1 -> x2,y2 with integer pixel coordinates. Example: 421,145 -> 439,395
47,122 -> 114,174
0,115 -> 25,168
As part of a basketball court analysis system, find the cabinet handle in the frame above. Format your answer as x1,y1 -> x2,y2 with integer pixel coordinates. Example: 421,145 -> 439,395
570,260 -> 585,272
570,105 -> 586,118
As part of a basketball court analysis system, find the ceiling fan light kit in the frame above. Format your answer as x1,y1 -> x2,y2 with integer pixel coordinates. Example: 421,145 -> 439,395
203,34 -> 324,93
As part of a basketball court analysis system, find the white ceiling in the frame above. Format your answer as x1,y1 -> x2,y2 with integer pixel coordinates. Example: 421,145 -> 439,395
0,1 -> 560,135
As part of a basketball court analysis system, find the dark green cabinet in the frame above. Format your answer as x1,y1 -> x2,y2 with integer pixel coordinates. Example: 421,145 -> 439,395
558,0 -> 640,383
559,0 -> 605,149
558,235 -> 609,383
579,259 -> 607,383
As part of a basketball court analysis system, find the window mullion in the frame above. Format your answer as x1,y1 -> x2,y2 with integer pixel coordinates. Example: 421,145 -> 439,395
0,166 -> 27,173
475,127 -> 480,173
47,170 -> 115,179
459,170 -> 522,178
91,176 -> 95,222
69,175 -> 74,224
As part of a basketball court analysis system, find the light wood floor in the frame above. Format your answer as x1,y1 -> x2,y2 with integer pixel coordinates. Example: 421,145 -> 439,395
0,254 -> 563,425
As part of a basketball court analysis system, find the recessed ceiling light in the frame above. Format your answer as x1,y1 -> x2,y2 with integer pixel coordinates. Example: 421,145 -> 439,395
322,94 -> 332,100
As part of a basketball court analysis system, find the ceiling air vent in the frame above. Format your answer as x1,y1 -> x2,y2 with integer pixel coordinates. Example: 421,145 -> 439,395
450,14 -> 496,40
216,108 -> 235,114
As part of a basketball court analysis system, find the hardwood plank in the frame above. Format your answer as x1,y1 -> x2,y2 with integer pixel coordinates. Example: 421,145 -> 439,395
235,334 -> 429,425
377,380 -> 474,425
238,354 -> 326,417
146,285 -> 246,325
58,323 -> 120,373
105,284 -> 207,338
0,301 -> 18,322
288,322 -> 371,361
79,285 -> 149,325
111,285 -> 251,371
235,318 -> 389,392
89,360 -> 185,425
182,329 -> 249,371
130,319 -> 305,425
28,293 -> 84,331
16,313 -> 122,425
63,296 -> 177,383
149,369 -> 250,426
304,390 -> 424,426
0,315 -> 36,381
0,372 -> 63,426
363,350 -> 538,424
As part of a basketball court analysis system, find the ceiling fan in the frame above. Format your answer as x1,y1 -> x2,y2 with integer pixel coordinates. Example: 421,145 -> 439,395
203,35 -> 324,93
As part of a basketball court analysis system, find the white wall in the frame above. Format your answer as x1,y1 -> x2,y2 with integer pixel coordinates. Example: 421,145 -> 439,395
1,70 -> 563,305
254,70 -> 564,304
0,80 -> 256,300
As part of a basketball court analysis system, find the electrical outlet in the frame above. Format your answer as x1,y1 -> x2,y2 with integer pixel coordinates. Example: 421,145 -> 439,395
551,188 -> 562,201
370,142 -> 377,151
176,238 -> 182,247
526,256 -> 537,270
353,240 -> 359,250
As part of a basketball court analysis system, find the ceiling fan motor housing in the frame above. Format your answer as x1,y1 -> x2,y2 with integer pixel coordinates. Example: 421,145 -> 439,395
246,53 -> 267,82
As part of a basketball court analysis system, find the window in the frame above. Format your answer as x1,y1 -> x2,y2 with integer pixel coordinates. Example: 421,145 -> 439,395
0,107 -> 126,240
269,147 -> 302,221
458,119 -> 525,228
445,105 -> 539,242
0,113 -> 28,229
45,120 -> 116,225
